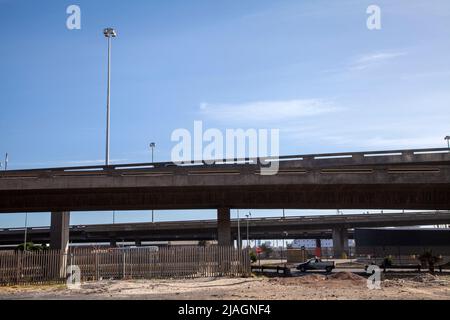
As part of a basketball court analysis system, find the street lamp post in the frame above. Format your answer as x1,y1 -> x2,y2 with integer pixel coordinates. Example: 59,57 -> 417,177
237,209 -> 241,250
150,142 -> 156,163
245,212 -> 251,248
150,142 -> 156,223
149,142 -> 156,222
445,136 -> 450,149
282,231 -> 288,264
103,27 -> 117,166
4,153 -> 8,171
23,212 -> 28,251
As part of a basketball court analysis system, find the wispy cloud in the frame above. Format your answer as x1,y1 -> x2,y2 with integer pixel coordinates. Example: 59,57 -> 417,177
349,51 -> 407,71
199,99 -> 341,124
64,159 -> 129,165
10,158 -> 129,170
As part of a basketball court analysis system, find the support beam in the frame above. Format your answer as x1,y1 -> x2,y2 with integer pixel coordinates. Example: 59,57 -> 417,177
50,211 -> 70,278
217,208 -> 231,246
50,211 -> 70,252
332,227 -> 349,258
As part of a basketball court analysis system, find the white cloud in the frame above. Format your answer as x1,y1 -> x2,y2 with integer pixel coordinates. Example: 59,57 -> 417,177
199,99 -> 341,124
349,51 -> 407,71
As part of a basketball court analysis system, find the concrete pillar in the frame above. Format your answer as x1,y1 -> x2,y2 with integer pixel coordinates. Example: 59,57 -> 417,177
110,239 -> 117,247
315,238 -> 322,258
50,211 -> 70,278
217,208 -> 231,247
50,211 -> 70,252
135,239 -> 142,246
332,227 -> 349,258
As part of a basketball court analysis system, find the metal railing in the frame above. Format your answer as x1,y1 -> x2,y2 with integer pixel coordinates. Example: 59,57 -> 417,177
0,147 -> 448,177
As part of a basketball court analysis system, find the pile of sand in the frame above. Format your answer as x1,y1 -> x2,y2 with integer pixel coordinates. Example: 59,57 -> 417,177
269,272 -> 367,286
268,274 -> 327,285
296,274 -> 327,283
411,273 -> 439,283
327,272 -> 366,282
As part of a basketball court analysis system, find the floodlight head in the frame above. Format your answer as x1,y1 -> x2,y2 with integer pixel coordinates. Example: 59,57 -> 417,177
445,136 -> 450,141
103,28 -> 117,38
150,142 -> 156,148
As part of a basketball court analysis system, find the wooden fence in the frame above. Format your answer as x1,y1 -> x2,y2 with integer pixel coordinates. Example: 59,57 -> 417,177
0,246 -> 251,286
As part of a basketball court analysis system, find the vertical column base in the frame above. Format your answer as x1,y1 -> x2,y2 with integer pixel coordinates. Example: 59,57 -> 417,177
217,208 -> 231,247
332,227 -> 349,259
50,211 -> 70,278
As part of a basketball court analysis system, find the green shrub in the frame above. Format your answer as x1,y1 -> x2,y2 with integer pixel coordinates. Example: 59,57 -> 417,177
249,251 -> 257,263
382,256 -> 393,267
16,242 -> 48,252
418,251 -> 442,272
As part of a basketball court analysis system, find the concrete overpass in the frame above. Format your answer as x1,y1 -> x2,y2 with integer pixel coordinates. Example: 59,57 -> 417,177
1,147 -> 449,256
1,211 -> 449,249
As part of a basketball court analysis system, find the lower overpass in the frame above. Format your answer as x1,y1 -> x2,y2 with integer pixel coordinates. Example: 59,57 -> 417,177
1,211 -> 449,254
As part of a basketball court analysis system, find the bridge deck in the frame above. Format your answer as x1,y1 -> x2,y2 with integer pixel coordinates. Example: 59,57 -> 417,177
1,148 -> 449,212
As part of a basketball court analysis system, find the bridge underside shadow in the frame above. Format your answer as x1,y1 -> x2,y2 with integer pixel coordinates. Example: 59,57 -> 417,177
1,184 -> 449,213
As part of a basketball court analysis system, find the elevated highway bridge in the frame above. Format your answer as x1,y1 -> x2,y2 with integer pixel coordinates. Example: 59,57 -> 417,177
1,147 -> 449,256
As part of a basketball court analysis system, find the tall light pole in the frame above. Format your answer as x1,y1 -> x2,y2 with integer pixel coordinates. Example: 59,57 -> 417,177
445,136 -> 450,149
23,212 -> 28,251
103,27 -> 117,166
245,212 -> 251,248
237,209 -> 241,250
150,142 -> 156,163
282,231 -> 288,264
4,153 -> 8,171
149,142 -> 156,222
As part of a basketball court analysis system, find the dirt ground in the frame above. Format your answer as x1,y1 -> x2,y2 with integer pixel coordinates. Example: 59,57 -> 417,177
0,272 -> 449,300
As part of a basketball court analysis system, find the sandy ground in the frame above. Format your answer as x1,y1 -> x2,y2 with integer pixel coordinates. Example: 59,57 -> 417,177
0,272 -> 449,300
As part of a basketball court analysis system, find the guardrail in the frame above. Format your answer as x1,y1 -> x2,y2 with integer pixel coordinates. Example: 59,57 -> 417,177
0,147 -> 448,176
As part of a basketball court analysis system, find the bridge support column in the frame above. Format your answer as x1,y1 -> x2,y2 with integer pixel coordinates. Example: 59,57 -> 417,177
332,227 -> 348,259
50,211 -> 70,278
135,239 -> 142,246
50,211 -> 70,251
110,239 -> 117,247
217,208 -> 231,247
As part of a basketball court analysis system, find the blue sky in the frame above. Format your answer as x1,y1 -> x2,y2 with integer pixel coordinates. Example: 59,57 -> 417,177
1,0 -> 449,227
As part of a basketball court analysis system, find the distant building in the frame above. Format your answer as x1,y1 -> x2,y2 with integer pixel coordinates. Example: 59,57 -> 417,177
291,239 -> 354,249
355,228 -> 450,257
